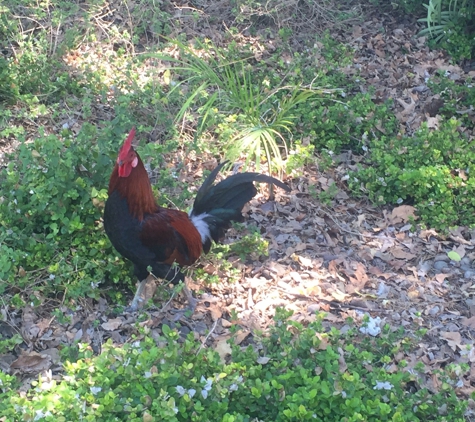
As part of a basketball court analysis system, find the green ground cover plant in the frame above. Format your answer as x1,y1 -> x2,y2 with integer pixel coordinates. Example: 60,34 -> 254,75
0,310 -> 468,421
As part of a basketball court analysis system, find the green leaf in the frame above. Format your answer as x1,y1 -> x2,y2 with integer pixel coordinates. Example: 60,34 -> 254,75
447,251 -> 461,262
162,324 -> 171,336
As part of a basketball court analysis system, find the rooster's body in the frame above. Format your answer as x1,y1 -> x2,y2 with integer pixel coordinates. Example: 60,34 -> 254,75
104,128 -> 290,310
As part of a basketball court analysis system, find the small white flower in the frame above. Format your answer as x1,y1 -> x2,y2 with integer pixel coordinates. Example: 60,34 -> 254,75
34,410 -> 52,421
229,383 -> 238,391
30,190 -> 34,194
201,389 -> 208,399
132,341 -> 141,348
397,198 -> 403,204
173,407 -> 178,414
176,386 -> 186,396
341,174 -> 350,181
374,381 -> 393,390
144,372 -> 152,379
188,388 -> 196,398
13,199 -> 17,205
202,378 -> 212,391
90,386 -> 102,395
49,274 -> 55,280
360,316 -> 382,336
236,376 -> 243,383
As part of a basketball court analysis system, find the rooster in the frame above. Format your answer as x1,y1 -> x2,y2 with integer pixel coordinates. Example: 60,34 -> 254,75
104,128 -> 290,311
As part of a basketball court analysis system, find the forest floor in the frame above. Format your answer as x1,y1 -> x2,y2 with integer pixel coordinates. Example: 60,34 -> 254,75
2,0 -> 475,404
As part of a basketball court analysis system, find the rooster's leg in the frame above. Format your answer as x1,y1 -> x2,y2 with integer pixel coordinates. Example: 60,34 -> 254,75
182,279 -> 198,313
128,274 -> 157,311
170,278 -> 198,320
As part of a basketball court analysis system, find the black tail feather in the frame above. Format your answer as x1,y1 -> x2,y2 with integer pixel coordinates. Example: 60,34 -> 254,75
191,163 -> 290,247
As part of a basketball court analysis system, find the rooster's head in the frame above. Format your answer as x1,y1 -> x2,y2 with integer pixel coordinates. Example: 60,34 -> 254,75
117,127 -> 138,178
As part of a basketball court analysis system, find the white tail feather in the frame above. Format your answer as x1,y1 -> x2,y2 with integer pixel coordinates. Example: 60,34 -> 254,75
190,212 -> 211,244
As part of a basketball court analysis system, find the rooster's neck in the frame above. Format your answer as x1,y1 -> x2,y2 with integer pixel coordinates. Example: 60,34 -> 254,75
108,155 -> 158,221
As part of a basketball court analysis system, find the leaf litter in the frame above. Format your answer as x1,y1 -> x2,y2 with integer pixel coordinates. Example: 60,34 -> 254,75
2,1 -> 475,407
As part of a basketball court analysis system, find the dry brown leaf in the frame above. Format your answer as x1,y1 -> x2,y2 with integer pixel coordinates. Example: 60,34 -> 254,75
214,338 -> 232,364
10,352 -> 51,374
390,248 -> 416,260
294,254 -> 313,268
101,318 -> 122,331
440,331 -> 463,351
453,244 -> 466,259
426,115 -> 440,129
396,97 -> 416,116
338,347 -> 348,373
352,25 -> 362,38
390,205 -> 417,224
330,288 -> 348,302
234,330 -> 250,345
316,332 -> 329,350
461,316 -> 475,329
347,262 -> 368,294
435,273 -> 449,283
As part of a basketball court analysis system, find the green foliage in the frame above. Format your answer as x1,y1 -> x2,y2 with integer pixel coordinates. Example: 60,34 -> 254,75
390,0 -> 428,13
285,141 -> 316,175
129,0 -> 173,43
349,118 -> 475,229
0,120 -> 187,302
298,93 -> 398,156
0,333 -> 23,355
152,40 -> 332,175
217,223 -> 269,263
0,126 -> 123,298
0,310 -> 467,421
427,71 -> 475,127
418,0 -> 475,60
0,0 -> 181,302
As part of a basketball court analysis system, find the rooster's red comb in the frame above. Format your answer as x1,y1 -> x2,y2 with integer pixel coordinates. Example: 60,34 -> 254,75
118,127 -> 136,161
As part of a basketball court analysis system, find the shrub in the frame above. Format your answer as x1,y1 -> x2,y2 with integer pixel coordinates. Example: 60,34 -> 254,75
349,118 -> 475,229
0,125 -> 125,300
418,0 -> 475,60
0,310 -> 467,421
